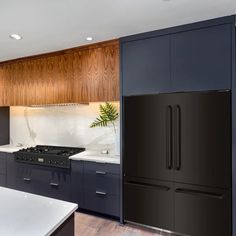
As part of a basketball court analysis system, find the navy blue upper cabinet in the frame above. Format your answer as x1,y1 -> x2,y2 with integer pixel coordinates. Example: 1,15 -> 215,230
122,35 -> 171,95
171,24 -> 232,91
121,16 -> 234,95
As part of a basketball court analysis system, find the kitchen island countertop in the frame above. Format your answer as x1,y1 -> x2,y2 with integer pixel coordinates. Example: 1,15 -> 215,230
0,187 -> 77,236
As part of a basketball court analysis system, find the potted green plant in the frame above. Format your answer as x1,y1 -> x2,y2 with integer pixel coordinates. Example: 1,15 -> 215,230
90,102 -> 119,154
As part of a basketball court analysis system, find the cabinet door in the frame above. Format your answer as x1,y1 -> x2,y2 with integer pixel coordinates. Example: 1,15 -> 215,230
71,161 -> 84,207
124,94 -> 174,181
14,164 -> 34,193
33,167 -> 71,201
122,36 -> 171,95
172,91 -> 231,189
124,180 -> 174,231
174,183 -> 231,236
83,162 -> 120,217
171,24 -> 232,91
0,152 -> 7,175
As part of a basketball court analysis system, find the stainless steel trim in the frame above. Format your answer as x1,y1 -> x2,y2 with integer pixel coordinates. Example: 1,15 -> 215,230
95,191 -> 107,196
50,183 -> 59,187
125,221 -> 190,236
23,178 -> 31,182
95,171 -> 107,175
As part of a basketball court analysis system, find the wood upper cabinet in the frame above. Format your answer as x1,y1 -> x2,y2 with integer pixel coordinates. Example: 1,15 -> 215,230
0,40 -> 119,106
73,42 -> 119,103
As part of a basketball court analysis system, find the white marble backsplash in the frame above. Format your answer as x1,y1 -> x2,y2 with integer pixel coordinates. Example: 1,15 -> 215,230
10,102 -> 120,155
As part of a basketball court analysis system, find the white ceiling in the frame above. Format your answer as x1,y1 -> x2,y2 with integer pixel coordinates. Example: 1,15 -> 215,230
0,0 -> 236,62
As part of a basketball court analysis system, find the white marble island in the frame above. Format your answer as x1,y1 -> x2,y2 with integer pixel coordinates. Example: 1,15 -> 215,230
0,187 -> 77,236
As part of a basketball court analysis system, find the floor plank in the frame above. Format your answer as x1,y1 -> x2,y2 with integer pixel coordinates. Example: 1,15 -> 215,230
75,212 -> 171,236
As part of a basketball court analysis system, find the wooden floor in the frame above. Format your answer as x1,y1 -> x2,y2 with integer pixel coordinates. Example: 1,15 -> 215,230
75,212 -> 171,236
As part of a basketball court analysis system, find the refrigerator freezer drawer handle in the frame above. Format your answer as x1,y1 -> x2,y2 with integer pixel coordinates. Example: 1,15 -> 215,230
175,188 -> 224,199
166,105 -> 173,169
127,181 -> 170,191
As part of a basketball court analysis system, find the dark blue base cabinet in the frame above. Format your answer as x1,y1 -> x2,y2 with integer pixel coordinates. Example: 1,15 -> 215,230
6,154 -> 71,201
4,153 -> 120,218
71,161 -> 120,218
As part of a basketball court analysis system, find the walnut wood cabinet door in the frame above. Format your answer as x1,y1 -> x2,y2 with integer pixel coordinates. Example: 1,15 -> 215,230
73,42 -> 119,103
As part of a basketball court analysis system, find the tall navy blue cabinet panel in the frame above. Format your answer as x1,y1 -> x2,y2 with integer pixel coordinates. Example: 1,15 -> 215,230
171,24 -> 232,91
121,15 -> 236,236
122,35 -> 171,95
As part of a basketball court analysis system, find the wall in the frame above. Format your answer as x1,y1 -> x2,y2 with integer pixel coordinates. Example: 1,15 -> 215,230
10,102 -> 120,155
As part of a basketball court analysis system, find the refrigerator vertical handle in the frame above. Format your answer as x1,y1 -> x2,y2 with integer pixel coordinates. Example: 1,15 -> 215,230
166,106 -> 173,169
175,105 -> 181,170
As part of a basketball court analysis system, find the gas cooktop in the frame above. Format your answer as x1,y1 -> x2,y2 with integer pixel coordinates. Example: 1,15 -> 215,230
14,145 -> 85,168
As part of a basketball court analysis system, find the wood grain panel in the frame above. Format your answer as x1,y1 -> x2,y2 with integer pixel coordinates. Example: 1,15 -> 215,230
0,40 -> 119,106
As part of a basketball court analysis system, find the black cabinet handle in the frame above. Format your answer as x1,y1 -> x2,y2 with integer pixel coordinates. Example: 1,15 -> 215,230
95,171 -> 107,175
174,105 -> 181,171
96,191 -> 107,196
50,183 -> 59,187
23,178 -> 31,182
166,106 -> 173,170
127,181 -> 170,191
175,188 -> 224,199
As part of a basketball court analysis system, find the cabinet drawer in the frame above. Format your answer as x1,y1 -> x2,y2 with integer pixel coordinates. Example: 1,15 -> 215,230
84,161 -> 120,175
33,168 -> 71,201
124,181 -> 174,231
84,171 -> 120,195
84,189 -> 120,217
174,183 -> 231,236
14,176 -> 34,194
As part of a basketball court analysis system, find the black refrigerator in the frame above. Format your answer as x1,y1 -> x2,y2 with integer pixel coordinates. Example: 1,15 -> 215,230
123,90 -> 231,236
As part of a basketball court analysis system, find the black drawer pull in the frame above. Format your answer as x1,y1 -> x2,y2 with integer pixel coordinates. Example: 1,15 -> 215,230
127,181 -> 170,191
96,191 -> 107,196
50,183 -> 59,187
96,171 -> 107,175
23,178 -> 31,182
175,188 -> 224,199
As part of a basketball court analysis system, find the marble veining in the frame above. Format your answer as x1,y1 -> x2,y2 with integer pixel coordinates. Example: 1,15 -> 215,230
10,103 -> 120,155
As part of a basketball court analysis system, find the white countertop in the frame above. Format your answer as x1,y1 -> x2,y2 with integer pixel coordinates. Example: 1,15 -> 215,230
0,187 -> 77,236
0,144 -> 28,153
0,145 -> 120,164
70,150 -> 120,164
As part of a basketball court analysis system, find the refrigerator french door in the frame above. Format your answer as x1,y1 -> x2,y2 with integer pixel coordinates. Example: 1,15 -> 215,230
123,90 -> 231,235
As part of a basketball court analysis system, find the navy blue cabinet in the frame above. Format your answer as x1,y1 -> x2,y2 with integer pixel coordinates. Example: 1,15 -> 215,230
121,18 -> 234,95
122,36 -> 171,95
171,24 -> 232,91
6,154 -> 120,218
0,152 -> 7,187
7,154 -> 71,201
71,160 -> 84,207
71,160 -> 120,217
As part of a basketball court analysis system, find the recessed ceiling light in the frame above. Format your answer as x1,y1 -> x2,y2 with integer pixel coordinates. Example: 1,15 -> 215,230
9,34 -> 22,40
86,37 -> 93,41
